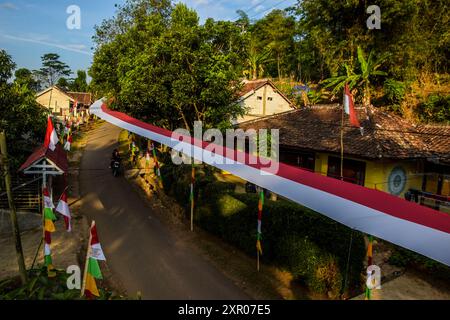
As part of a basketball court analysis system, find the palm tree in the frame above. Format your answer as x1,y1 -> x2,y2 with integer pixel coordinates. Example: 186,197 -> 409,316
243,41 -> 273,80
323,46 -> 389,107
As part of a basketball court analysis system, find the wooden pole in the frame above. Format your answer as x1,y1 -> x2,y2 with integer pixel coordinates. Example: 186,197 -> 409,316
0,131 -> 28,284
80,220 -> 94,297
257,251 -> 260,272
190,163 -> 195,232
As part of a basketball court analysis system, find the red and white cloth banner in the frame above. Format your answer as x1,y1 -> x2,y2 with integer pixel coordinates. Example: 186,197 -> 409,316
344,83 -> 361,128
90,99 -> 450,266
64,135 -> 72,151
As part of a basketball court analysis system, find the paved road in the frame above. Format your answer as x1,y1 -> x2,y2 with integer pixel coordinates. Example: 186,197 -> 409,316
79,122 -> 248,299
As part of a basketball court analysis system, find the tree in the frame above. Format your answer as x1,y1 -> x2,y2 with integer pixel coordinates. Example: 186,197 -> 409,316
70,70 -> 88,92
323,47 -> 388,107
0,50 -> 47,169
90,2 -> 246,131
36,53 -> 71,88
244,41 -> 272,80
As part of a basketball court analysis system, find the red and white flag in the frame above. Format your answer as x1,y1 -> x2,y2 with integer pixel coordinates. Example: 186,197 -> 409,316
56,190 -> 71,231
343,83 -> 361,128
64,135 -> 72,151
44,116 -> 59,151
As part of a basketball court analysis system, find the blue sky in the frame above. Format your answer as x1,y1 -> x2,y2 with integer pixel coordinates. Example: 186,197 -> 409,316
0,0 -> 297,78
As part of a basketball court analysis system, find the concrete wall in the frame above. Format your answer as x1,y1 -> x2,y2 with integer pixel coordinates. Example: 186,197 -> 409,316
36,87 -> 72,117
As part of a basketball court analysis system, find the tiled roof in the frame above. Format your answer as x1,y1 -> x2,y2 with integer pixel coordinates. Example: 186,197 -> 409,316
67,92 -> 92,105
238,104 -> 450,161
18,143 -> 68,173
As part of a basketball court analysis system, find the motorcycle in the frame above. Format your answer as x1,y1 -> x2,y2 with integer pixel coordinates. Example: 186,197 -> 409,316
112,160 -> 121,177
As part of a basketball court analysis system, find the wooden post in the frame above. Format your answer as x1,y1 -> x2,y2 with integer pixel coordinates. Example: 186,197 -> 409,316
190,163 -> 195,232
0,131 -> 28,284
80,220 -> 95,297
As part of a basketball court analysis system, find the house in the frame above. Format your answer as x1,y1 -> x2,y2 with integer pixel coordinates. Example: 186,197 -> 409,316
238,104 -> 450,212
36,85 -> 92,119
233,79 -> 295,124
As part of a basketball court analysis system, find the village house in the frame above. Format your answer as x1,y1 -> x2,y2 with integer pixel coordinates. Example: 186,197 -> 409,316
238,104 -> 450,212
233,79 -> 295,124
36,85 -> 92,119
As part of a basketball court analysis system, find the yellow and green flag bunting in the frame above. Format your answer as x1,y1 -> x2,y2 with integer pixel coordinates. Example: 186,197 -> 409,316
84,221 -> 106,299
365,235 -> 374,300
256,189 -> 264,256
43,187 -> 56,277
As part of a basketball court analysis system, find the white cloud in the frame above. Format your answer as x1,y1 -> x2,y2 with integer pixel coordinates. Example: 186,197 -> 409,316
2,34 -> 93,56
254,5 -> 264,13
0,2 -> 18,10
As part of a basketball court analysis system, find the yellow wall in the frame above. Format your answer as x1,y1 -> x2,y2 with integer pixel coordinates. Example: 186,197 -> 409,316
314,152 -> 425,197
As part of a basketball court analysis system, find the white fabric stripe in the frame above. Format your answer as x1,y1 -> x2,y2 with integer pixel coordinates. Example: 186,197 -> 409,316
344,95 -> 350,114
91,100 -> 450,266
44,195 -> 54,209
257,220 -> 262,234
90,243 -> 106,261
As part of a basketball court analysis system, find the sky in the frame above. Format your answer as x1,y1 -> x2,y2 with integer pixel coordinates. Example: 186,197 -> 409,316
0,0 -> 297,78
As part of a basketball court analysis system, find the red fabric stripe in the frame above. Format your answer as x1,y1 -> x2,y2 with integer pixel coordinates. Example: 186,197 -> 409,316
100,104 -> 450,234
90,224 -> 100,245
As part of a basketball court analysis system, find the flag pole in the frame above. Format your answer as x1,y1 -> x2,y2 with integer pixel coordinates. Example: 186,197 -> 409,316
81,220 -> 95,297
190,161 -> 195,232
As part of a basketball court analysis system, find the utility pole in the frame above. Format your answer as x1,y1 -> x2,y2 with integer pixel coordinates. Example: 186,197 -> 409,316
0,131 -> 28,285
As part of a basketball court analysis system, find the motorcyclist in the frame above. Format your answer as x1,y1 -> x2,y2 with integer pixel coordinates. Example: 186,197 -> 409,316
110,149 -> 121,169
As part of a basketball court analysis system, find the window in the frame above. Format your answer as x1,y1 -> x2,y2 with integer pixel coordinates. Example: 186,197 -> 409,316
327,156 -> 366,185
267,97 -> 273,101
280,150 -> 315,172
257,96 -> 262,100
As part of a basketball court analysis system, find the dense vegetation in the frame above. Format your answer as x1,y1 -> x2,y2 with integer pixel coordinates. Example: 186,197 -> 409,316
159,163 -> 366,298
90,0 -> 449,125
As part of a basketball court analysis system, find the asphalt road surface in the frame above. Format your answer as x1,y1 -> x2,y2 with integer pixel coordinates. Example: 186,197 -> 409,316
79,122 -> 249,299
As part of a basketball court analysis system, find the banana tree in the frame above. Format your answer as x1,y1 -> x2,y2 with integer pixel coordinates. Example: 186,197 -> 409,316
323,46 -> 389,107
243,41 -> 273,80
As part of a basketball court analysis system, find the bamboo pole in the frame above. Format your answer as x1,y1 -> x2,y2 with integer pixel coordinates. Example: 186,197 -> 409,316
340,102 -> 345,181
190,163 -> 195,232
0,131 -> 28,284
80,220 -> 94,297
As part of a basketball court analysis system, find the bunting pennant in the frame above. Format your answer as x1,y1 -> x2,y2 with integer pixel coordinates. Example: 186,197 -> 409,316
43,188 -> 56,277
56,190 -> 72,231
64,134 -> 72,151
256,189 -> 264,256
84,222 -> 106,299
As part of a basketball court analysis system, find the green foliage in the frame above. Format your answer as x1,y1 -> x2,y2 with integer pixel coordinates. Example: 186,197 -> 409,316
162,168 -> 365,296
0,50 -> 47,170
14,68 -> 40,92
389,247 -> 450,281
416,94 -> 450,123
383,79 -> 406,106
276,235 -> 342,298
70,70 -> 89,92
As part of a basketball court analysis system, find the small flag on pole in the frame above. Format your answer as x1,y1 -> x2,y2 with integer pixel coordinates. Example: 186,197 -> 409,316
64,134 -> 72,151
82,221 -> 106,299
56,189 -> 72,231
343,83 -> 361,128
44,116 -> 59,151
43,188 -> 56,277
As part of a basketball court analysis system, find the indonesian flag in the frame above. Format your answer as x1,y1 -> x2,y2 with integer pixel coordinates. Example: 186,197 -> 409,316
84,221 -> 106,298
44,116 -> 59,151
56,191 -> 71,231
64,135 -> 72,151
65,122 -> 71,135
343,83 -> 361,128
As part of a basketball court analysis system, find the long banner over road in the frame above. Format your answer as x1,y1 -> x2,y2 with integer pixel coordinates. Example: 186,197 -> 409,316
90,99 -> 450,266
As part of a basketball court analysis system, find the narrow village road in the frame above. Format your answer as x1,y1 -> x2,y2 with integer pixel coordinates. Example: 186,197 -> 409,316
79,122 -> 249,299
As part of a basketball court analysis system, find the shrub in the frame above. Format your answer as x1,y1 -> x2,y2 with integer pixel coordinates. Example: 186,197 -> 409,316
416,93 -> 450,123
276,235 -> 342,298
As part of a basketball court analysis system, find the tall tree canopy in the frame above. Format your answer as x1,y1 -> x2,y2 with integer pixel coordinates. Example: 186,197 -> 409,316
0,50 -> 47,169
90,1 -> 247,131
36,53 -> 71,88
